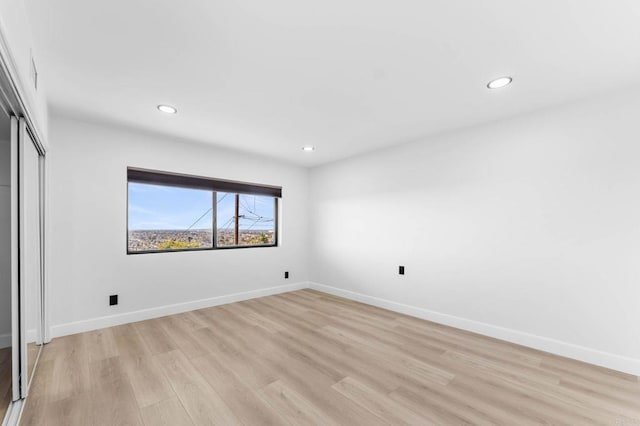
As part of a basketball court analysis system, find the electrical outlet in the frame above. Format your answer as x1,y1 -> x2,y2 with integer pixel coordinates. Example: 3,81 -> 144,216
284,271 -> 289,279
399,266 -> 405,275
109,294 -> 118,306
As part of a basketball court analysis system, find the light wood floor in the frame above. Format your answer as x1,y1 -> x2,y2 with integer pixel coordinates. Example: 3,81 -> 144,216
28,343 -> 40,386
21,290 -> 640,425
1,346 -> 11,421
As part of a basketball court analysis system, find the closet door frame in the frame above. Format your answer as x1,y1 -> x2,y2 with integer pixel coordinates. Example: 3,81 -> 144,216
9,115 -> 19,402
7,113 -> 46,402
17,118 -> 44,398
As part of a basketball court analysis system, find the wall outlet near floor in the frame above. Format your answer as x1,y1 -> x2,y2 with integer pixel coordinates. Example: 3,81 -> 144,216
399,266 -> 405,275
284,271 -> 289,279
109,294 -> 118,306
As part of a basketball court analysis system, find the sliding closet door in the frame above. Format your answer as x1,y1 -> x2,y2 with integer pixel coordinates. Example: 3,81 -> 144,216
18,119 -> 42,398
9,117 -> 19,402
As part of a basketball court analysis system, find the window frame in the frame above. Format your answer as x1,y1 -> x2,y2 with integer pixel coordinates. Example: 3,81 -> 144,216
214,191 -> 279,251
126,168 -> 280,255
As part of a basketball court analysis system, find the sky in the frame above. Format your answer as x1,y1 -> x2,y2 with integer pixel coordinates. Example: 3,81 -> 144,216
128,182 -> 275,231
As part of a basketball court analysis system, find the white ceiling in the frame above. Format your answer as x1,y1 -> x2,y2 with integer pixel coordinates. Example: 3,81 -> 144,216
25,0 -> 640,167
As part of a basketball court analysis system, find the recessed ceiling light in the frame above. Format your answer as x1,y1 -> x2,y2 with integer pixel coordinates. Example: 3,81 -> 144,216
487,76 -> 512,89
302,146 -> 315,152
157,104 -> 178,114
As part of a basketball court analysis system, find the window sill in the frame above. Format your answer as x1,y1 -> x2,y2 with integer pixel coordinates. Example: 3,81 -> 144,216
126,244 -> 277,255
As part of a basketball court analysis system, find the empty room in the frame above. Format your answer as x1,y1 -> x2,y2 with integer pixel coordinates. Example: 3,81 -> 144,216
1,0 -> 639,425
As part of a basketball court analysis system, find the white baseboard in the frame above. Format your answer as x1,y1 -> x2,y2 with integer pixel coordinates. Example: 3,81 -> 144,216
309,282 -> 640,377
51,282 -> 309,338
0,333 -> 10,349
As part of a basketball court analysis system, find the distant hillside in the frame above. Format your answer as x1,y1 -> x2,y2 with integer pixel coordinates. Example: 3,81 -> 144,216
128,229 -> 274,252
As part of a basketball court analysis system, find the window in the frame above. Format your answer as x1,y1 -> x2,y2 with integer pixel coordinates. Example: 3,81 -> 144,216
127,168 -> 280,254
128,183 -> 214,252
216,192 -> 276,247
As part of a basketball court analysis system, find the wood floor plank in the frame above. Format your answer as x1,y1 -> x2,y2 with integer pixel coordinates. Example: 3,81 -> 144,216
395,321 -> 546,370
140,397 -> 194,426
172,310 -> 209,333
275,325 -> 399,394
157,315 -> 209,359
389,385 -> 495,426
20,290 -> 640,425
258,380 -> 339,426
221,303 -> 289,334
112,323 -> 150,359
41,392 -> 92,426
119,354 -> 175,408
47,334 -> 90,403
332,376 -> 431,425
0,347 -> 12,421
396,324 -> 546,373
20,388 -> 50,426
133,319 -> 176,356
449,368 -> 604,425
154,349 -> 242,426
88,356 -> 144,426
222,321 -> 388,425
82,328 -> 119,364
190,353 -> 287,425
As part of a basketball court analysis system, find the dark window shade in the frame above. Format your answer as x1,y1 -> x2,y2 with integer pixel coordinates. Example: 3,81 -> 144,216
127,168 -> 282,198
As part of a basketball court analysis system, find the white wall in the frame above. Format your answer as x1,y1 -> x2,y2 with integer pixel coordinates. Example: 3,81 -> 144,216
48,114 -> 309,336
0,0 -> 48,143
309,88 -> 640,375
